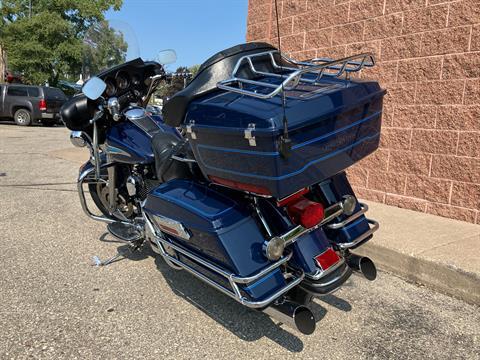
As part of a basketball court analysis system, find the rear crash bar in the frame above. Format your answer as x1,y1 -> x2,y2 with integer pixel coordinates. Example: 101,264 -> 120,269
268,202 -> 379,252
143,214 -> 305,309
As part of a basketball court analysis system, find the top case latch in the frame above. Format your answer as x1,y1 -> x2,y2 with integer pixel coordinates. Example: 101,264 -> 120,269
186,120 -> 197,139
244,123 -> 256,147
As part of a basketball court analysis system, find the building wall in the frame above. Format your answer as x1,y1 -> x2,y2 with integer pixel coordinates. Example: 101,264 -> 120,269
247,0 -> 480,224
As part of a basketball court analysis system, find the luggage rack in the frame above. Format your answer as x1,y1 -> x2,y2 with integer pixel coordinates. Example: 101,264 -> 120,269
217,51 -> 375,100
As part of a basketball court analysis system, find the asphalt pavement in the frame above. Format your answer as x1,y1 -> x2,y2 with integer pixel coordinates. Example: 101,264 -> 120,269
1,124 -> 479,359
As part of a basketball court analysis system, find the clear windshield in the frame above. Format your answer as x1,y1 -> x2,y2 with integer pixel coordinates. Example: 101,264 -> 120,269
81,20 -> 140,82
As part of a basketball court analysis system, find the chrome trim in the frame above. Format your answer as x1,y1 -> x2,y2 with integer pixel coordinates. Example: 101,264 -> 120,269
326,202 -> 368,230
254,197 -> 272,237
306,258 -> 346,281
70,131 -> 87,147
143,214 -> 304,308
278,201 -> 344,247
77,163 -> 131,225
125,107 -> 146,121
171,155 -> 197,163
217,51 -> 375,100
150,214 -> 191,240
336,219 -> 379,249
306,263 -> 351,288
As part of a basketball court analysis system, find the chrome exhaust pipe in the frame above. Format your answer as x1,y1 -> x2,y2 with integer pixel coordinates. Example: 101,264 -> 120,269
347,254 -> 377,281
263,300 -> 316,335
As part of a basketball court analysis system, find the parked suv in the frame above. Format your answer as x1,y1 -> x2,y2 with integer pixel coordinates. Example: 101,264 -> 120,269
0,84 -> 67,126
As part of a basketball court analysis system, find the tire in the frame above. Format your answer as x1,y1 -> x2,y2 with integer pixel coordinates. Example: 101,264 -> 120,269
88,183 -> 115,220
14,109 -> 32,126
88,182 -> 135,221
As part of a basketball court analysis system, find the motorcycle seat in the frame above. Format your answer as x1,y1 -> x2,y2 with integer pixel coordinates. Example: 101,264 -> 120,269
152,131 -> 193,183
162,42 -> 277,127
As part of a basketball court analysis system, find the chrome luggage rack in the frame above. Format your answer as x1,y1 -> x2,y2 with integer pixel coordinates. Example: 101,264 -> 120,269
217,50 -> 375,100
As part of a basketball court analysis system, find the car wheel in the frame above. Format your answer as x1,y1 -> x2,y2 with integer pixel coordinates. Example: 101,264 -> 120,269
14,109 -> 32,126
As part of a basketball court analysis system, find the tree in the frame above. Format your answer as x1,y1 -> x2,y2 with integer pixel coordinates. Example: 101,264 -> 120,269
1,0 -> 124,85
154,65 -> 200,100
82,20 -> 128,78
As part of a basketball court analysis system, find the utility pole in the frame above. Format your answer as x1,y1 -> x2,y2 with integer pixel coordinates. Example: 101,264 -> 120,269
29,0 -> 32,18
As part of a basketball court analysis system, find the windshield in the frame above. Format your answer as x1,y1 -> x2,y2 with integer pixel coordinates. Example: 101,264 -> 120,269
81,20 -> 140,82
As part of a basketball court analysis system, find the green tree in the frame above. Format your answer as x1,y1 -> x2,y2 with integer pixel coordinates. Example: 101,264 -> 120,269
82,20 -> 128,78
154,65 -> 200,100
1,0 -> 124,85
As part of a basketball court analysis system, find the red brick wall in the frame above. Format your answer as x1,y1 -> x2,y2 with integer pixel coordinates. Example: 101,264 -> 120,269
247,0 -> 480,224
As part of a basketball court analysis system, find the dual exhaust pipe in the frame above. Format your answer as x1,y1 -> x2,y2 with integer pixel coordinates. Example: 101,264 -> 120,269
263,254 -> 376,335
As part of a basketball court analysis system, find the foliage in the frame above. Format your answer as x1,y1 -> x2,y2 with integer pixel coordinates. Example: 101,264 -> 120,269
0,0 -> 125,85
154,65 -> 200,100
82,20 -> 128,78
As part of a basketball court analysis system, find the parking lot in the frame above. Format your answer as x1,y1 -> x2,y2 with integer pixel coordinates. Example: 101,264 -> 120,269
1,124 -> 479,359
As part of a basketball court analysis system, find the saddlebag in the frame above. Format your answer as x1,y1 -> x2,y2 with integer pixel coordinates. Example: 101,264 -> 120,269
143,180 -> 287,301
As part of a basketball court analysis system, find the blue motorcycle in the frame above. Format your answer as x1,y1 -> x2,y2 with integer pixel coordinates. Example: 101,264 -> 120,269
61,42 -> 385,335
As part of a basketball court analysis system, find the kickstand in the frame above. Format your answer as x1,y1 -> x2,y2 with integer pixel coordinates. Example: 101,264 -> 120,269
92,243 -> 140,267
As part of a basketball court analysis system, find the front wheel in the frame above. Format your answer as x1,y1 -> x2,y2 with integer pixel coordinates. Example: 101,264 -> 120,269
14,109 -> 32,126
88,182 -> 135,221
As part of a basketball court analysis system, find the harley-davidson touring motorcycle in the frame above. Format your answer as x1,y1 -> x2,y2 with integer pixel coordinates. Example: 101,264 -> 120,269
61,42 -> 385,335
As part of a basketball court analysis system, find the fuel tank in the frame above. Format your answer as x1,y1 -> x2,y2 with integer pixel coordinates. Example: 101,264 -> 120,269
104,114 -> 180,164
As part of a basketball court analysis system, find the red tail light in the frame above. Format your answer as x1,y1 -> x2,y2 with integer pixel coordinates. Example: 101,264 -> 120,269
209,176 -> 271,196
39,99 -> 47,111
315,248 -> 340,270
287,197 -> 324,228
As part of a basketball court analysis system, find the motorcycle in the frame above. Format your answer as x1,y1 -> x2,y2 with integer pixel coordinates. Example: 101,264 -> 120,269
61,42 -> 385,335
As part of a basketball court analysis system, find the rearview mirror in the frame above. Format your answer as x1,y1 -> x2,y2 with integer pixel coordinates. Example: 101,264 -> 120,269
157,49 -> 177,65
82,77 -> 106,100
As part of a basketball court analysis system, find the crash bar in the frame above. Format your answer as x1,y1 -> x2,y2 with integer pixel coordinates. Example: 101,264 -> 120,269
144,214 -> 304,309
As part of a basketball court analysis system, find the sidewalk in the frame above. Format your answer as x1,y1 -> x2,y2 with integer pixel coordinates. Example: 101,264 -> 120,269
355,202 -> 480,305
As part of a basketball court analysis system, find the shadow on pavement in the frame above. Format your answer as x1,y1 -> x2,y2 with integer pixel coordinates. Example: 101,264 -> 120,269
97,233 -> 354,352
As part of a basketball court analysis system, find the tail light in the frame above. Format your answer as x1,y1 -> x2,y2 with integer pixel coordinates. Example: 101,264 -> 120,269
315,248 -> 340,271
39,99 -> 47,111
287,196 -> 324,228
209,176 -> 271,196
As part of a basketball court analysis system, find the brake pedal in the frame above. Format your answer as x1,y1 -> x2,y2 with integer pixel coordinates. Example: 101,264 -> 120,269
107,222 -> 143,243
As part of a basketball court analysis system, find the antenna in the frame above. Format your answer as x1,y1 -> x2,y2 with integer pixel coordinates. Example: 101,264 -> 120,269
273,0 -> 292,158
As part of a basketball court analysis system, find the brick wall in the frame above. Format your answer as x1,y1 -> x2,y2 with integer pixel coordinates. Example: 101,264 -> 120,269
247,0 -> 480,224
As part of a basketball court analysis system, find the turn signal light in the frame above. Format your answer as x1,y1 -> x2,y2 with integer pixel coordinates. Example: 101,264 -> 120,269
209,176 -> 271,196
39,99 -> 47,111
287,197 -> 324,228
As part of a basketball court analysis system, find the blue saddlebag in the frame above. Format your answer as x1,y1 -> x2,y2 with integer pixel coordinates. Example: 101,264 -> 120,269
143,180 -> 286,301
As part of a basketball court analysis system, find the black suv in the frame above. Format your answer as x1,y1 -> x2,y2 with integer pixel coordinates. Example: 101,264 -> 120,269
0,84 -> 67,126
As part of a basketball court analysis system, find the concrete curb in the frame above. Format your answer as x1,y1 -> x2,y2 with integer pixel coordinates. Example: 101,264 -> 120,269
354,242 -> 480,305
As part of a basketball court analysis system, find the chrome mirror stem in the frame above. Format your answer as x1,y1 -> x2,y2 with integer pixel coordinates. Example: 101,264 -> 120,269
93,121 -> 101,180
